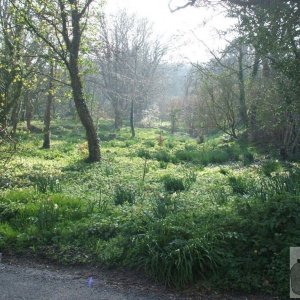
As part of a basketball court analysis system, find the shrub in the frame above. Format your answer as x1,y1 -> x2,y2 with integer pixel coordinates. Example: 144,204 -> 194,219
159,161 -> 168,169
0,223 -> 18,250
136,148 -> 151,159
0,201 -> 20,222
125,214 -> 224,287
95,236 -> 125,265
143,140 -> 155,148
165,140 -> 175,149
261,160 -> 282,177
228,176 -> 248,195
225,193 -> 300,295
243,152 -> 254,165
114,185 -> 135,205
154,150 -> 172,163
162,175 -> 185,193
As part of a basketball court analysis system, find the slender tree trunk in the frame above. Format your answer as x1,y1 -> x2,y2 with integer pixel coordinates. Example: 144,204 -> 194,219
10,81 -> 23,135
69,58 -> 100,162
52,97 -> 56,119
25,91 -> 33,130
130,99 -> 135,138
43,64 -> 54,149
114,105 -> 122,130
238,47 -> 248,127
11,101 -> 20,135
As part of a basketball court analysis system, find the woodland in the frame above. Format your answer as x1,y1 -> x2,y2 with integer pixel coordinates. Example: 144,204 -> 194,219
0,0 -> 300,298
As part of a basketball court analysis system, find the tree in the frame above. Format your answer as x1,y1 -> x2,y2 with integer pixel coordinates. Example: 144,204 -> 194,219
196,38 -> 249,127
233,1 -> 300,155
0,0 -> 25,131
42,61 -> 55,149
96,11 -> 166,134
168,0 -> 299,12
12,0 -> 101,162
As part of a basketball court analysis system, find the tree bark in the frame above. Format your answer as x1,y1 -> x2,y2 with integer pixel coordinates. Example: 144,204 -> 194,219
130,99 -> 135,138
43,64 -> 54,149
114,105 -> 122,130
238,46 -> 248,127
11,101 -> 20,135
69,58 -> 100,162
25,91 -> 34,130
10,81 -> 23,135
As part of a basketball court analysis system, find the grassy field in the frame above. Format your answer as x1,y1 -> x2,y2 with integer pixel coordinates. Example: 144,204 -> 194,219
1,120 -> 300,297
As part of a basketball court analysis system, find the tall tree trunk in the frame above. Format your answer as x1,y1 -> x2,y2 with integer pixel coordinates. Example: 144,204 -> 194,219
114,105 -> 122,130
238,46 -> 248,127
25,91 -> 33,130
69,59 -> 100,162
0,91 -> 9,130
11,101 -> 20,135
130,99 -> 135,138
10,81 -> 23,135
43,64 -> 54,149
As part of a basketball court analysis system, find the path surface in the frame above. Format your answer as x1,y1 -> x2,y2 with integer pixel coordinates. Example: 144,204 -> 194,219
0,262 -> 174,300
0,258 -> 274,300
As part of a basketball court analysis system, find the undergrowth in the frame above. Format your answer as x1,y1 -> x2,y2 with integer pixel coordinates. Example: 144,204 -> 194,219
0,120 -> 299,298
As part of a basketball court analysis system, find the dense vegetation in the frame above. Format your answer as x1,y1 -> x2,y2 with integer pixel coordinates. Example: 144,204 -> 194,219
1,120 -> 300,297
1,0 -> 300,298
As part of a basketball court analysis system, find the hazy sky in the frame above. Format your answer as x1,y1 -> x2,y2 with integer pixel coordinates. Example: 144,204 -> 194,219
105,0 -> 236,63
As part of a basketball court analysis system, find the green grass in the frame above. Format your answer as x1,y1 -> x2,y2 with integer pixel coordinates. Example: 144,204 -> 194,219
1,119 -> 299,297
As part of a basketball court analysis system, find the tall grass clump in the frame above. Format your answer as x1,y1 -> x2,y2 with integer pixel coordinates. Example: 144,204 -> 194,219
114,184 -> 136,205
175,144 -> 240,165
162,175 -> 185,193
125,211 -> 224,287
31,175 -> 62,193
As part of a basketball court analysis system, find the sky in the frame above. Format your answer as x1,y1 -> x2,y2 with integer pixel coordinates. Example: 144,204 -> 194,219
104,0 -> 236,63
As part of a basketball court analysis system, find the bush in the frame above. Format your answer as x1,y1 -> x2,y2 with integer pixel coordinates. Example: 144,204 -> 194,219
125,214 -> 224,287
0,201 -> 20,222
0,223 -> 18,250
159,161 -> 168,169
228,176 -> 248,195
162,175 -> 185,193
261,160 -> 282,177
243,152 -> 254,165
114,185 -> 136,205
154,150 -> 172,163
165,140 -> 175,149
143,140 -> 155,148
224,194 -> 300,295
136,148 -> 151,159
95,236 -> 125,265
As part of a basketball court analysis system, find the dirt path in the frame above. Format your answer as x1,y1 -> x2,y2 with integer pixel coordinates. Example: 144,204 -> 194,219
0,257 -> 274,300
0,262 -> 176,300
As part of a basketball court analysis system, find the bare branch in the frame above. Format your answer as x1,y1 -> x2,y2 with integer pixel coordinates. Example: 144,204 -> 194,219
168,0 -> 197,13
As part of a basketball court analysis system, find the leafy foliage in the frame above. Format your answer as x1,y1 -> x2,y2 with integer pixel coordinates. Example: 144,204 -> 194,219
162,175 -> 185,193
0,121 -> 299,298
